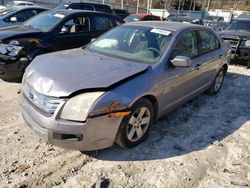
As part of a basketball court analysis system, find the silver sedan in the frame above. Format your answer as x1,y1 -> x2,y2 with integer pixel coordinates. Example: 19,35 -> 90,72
20,22 -> 231,151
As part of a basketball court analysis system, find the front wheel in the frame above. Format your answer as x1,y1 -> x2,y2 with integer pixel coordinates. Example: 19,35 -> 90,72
207,68 -> 225,95
115,98 -> 154,148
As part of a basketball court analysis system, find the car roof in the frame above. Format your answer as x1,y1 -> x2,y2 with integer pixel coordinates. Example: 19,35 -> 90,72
62,2 -> 110,6
236,14 -> 250,21
125,21 -> 207,32
44,9 -> 115,16
10,5 -> 47,10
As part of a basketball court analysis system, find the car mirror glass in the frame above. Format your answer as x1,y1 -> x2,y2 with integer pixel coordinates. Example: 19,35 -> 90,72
10,17 -> 17,22
60,27 -> 69,34
171,56 -> 191,67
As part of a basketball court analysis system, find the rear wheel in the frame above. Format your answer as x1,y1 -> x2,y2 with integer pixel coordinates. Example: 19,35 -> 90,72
115,98 -> 154,148
207,68 -> 225,95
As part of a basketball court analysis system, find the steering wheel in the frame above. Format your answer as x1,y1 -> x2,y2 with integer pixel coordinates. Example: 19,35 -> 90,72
147,47 -> 161,57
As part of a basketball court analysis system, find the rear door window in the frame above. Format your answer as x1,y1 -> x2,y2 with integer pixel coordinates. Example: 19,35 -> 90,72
198,30 -> 220,54
94,16 -> 112,30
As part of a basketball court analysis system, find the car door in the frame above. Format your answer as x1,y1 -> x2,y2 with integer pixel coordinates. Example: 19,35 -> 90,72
158,30 -> 204,113
196,30 -> 223,85
54,14 -> 95,50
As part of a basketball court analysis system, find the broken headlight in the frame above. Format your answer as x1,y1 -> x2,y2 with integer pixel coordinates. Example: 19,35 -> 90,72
60,92 -> 105,122
0,40 -> 23,56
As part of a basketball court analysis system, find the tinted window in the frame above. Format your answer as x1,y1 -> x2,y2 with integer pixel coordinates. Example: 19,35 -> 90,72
171,31 -> 198,59
198,30 -> 219,54
59,16 -> 91,34
70,4 -> 94,11
94,16 -> 111,30
226,20 -> 250,32
7,9 -> 39,22
143,16 -> 151,21
94,4 -> 112,14
151,16 -> 160,20
24,12 -> 64,31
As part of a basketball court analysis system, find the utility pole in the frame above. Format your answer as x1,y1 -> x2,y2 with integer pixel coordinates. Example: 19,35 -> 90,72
177,0 -> 181,14
147,0 -> 150,14
207,0 -> 211,10
189,0 -> 193,11
136,0 -> 139,13
233,0 -> 237,10
121,0 -> 123,9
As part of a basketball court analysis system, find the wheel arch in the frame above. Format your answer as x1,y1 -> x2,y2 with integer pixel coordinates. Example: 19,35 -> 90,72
222,63 -> 228,74
134,95 -> 159,122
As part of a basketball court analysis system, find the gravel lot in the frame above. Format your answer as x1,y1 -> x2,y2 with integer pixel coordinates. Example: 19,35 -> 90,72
0,65 -> 250,188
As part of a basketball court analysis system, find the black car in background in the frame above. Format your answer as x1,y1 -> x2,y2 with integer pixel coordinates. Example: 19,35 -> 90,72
112,8 -> 129,19
166,15 -> 203,25
55,2 -> 112,14
203,15 -> 227,32
220,14 -> 250,68
0,10 -> 124,81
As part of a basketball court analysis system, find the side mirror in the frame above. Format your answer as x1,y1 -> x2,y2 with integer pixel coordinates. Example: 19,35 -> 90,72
10,17 -> 17,22
60,27 -> 68,34
91,38 -> 96,42
171,56 -> 191,67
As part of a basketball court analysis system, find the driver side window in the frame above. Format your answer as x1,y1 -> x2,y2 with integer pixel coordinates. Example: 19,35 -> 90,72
59,16 -> 91,34
171,31 -> 198,60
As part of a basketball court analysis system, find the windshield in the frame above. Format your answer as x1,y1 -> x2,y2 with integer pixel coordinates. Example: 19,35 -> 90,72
0,8 -> 16,18
23,12 -> 65,31
87,26 -> 173,64
124,15 -> 142,22
226,20 -> 250,32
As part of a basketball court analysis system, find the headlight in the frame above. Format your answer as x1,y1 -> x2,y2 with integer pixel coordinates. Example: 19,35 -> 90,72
60,92 -> 104,122
244,40 -> 250,47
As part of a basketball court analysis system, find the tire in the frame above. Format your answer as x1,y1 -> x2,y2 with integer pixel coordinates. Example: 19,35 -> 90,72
207,68 -> 225,95
115,98 -> 154,148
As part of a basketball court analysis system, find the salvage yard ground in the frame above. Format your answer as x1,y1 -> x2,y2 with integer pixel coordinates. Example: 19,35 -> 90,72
0,65 -> 250,188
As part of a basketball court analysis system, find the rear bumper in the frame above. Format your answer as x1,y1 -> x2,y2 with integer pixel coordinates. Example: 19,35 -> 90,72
21,93 -> 123,151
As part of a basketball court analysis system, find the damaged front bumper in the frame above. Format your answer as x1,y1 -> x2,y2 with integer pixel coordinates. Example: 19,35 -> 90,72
0,54 -> 28,81
21,92 -> 124,151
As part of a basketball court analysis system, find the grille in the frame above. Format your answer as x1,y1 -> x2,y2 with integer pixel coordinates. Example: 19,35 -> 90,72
22,83 -> 64,114
221,35 -> 240,51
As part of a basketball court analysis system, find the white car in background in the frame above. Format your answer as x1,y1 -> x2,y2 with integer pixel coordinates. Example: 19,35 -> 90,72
0,5 -> 6,11
6,1 -> 36,7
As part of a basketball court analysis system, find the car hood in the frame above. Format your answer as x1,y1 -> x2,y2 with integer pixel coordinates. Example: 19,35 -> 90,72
0,26 -> 41,41
25,48 -> 149,97
220,30 -> 250,39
